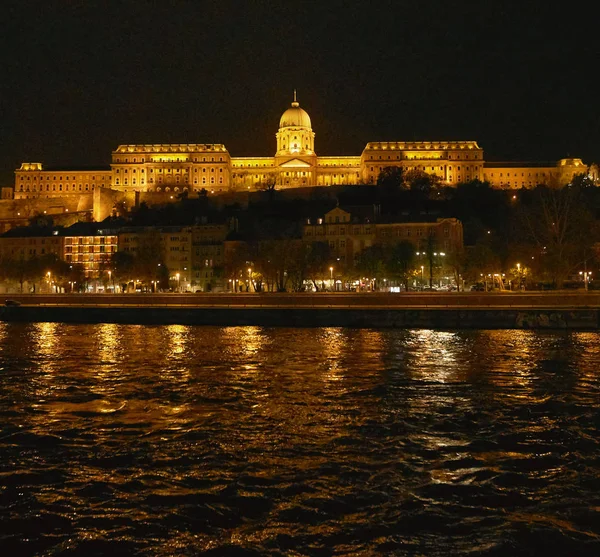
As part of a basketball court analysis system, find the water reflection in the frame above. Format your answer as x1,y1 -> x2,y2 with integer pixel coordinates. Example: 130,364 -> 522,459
32,321 -> 61,362
165,324 -> 188,358
96,323 -> 122,364
0,325 -> 599,555
406,329 -> 460,383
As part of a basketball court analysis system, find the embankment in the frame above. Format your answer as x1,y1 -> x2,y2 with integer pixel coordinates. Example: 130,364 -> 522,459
1,292 -> 600,329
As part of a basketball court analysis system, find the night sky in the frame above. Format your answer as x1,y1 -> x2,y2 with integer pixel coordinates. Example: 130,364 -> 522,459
1,1 -> 598,186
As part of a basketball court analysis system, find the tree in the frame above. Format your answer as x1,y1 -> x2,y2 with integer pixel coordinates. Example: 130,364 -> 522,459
111,251 -> 135,292
225,243 -> 253,292
464,243 -> 502,286
256,173 -> 277,203
516,185 -> 598,287
570,172 -> 595,189
286,242 -> 312,292
255,239 -> 300,292
377,166 -> 405,199
1,255 -> 30,293
305,241 -> 332,291
404,169 -> 441,196
67,264 -> 86,292
445,247 -> 466,291
385,241 -> 415,291
132,231 -> 166,287
356,244 -> 386,289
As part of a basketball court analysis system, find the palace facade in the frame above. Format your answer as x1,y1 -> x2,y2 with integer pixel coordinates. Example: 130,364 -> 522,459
12,94 -> 591,200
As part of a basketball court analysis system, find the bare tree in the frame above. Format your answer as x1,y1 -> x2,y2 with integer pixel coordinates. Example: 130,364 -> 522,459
517,185 -> 597,287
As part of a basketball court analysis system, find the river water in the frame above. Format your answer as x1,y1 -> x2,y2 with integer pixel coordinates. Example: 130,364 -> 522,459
0,323 -> 599,556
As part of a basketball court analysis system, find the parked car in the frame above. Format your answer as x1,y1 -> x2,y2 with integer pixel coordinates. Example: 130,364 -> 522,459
470,283 -> 485,292
4,300 -> 21,307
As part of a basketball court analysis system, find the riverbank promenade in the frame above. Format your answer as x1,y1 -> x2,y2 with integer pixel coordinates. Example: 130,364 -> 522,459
2,292 -> 600,329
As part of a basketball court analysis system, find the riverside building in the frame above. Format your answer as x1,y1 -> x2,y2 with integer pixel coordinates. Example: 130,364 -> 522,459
304,207 -> 464,266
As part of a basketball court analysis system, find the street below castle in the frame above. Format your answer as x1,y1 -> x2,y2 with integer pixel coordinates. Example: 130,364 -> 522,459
4,291 -> 600,309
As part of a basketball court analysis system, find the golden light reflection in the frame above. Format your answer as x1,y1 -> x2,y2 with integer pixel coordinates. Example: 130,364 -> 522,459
317,328 -> 345,381
222,326 -> 268,371
96,323 -> 122,360
157,324 -> 193,382
0,323 -> 8,352
406,330 -> 459,383
32,322 -> 61,361
86,324 -> 126,398
572,332 -> 600,376
166,324 -> 188,358
477,330 -> 542,397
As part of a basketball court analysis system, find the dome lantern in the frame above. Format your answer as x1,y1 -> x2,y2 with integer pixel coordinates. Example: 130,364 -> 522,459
279,91 -> 312,129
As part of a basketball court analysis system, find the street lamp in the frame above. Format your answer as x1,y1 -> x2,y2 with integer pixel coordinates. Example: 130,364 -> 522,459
329,266 -> 334,291
176,272 -> 180,292
579,271 -> 592,291
107,270 -> 111,293
516,262 -> 523,291
439,252 -> 446,287
420,265 -> 424,290
247,267 -> 252,292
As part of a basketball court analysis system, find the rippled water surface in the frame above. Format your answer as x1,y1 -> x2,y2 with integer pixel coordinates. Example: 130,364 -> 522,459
1,324 -> 600,556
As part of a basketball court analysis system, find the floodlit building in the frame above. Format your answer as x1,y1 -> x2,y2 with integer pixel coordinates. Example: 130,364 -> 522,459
63,222 -> 118,277
118,223 -> 231,292
12,93 -> 593,201
303,206 -> 464,267
482,158 -> 589,189
0,227 -> 64,262
14,163 -> 112,200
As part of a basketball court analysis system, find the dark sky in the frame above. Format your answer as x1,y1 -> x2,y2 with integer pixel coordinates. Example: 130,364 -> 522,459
1,1 -> 598,186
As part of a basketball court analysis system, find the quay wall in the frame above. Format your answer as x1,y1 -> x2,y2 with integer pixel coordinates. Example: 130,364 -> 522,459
1,293 -> 600,329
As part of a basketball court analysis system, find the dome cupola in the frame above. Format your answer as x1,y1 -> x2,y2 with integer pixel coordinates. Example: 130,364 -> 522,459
279,91 -> 312,129
276,91 -> 315,156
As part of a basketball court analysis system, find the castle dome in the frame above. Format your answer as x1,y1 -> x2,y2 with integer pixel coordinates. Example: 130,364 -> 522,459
279,93 -> 312,129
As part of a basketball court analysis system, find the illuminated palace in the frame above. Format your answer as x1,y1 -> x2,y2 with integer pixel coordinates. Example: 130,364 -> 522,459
13,93 -> 590,200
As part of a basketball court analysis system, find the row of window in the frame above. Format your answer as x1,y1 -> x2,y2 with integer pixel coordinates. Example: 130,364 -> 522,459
65,245 -> 116,253
19,175 -> 109,181
114,156 -> 226,163
305,226 -> 372,236
324,238 -> 453,251
306,225 -> 452,238
65,237 -> 117,245
488,172 -> 548,177
368,153 -> 481,161
369,165 -> 479,172
115,167 -> 225,174
9,238 -> 60,245
367,144 -> 477,151
19,183 -> 98,192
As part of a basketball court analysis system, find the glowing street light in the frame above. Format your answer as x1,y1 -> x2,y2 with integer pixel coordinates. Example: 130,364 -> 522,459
176,272 -> 180,292
579,270 -> 592,291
